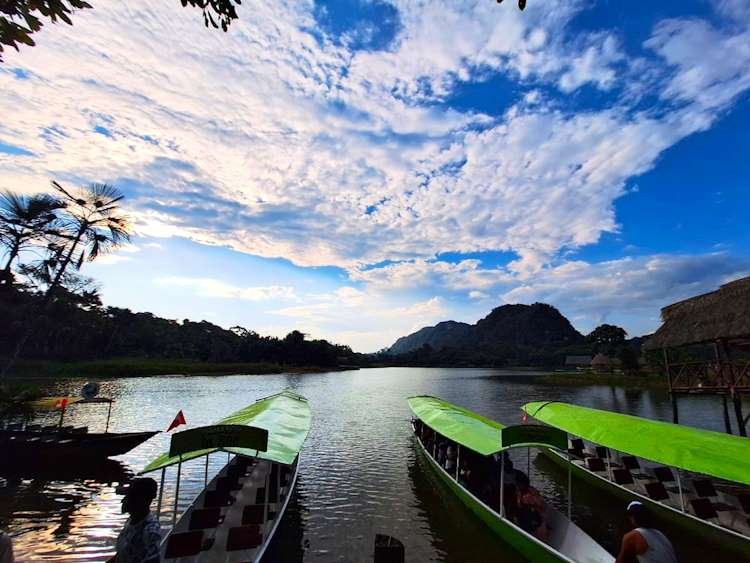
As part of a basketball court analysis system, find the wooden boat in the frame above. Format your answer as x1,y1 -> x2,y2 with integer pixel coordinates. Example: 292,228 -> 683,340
141,389 -> 311,562
408,395 -> 613,563
1,396 -> 157,461
523,401 -> 750,560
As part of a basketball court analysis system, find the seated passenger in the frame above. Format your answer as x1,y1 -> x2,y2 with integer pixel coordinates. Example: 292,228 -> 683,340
515,472 -> 547,540
458,458 -> 472,488
445,443 -> 457,475
437,441 -> 447,466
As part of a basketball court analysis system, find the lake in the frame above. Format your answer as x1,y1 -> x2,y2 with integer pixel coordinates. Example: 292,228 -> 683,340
1,367 -> 742,561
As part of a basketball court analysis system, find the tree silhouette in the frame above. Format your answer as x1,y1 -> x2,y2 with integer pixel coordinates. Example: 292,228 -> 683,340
0,0 -> 242,61
0,190 -> 62,285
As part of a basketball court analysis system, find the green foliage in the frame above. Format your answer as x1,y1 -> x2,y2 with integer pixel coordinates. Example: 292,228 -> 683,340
586,323 -> 627,353
0,382 -> 40,420
1,0 -> 242,61
0,0 -> 92,61
618,346 -> 640,375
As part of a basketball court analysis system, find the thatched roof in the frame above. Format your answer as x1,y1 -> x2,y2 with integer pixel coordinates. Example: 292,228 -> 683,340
644,276 -> 750,350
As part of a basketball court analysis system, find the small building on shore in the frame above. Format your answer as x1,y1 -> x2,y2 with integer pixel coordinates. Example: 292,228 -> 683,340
591,353 -> 615,373
565,355 -> 592,369
644,275 -> 750,435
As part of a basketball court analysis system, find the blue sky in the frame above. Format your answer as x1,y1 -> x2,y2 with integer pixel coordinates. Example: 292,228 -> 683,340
1,0 -> 749,351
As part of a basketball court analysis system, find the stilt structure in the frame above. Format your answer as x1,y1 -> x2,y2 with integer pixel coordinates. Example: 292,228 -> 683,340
645,276 -> 750,436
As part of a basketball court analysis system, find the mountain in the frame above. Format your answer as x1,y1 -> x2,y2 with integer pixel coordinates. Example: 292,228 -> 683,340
389,320 -> 472,355
387,303 -> 583,356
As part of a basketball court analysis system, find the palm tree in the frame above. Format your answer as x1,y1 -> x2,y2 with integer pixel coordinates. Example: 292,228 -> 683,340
44,181 -> 132,299
0,191 -> 63,285
0,182 -> 132,378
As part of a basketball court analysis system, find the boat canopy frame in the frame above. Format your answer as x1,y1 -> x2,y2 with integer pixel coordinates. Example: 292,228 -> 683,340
523,401 -> 750,487
408,395 -> 574,519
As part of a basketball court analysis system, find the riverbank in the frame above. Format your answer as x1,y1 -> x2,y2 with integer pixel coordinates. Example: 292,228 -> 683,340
3,358 -> 355,379
537,370 -> 666,389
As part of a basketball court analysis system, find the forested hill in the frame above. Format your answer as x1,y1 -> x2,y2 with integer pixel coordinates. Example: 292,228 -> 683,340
0,286 -> 355,368
384,303 -> 587,366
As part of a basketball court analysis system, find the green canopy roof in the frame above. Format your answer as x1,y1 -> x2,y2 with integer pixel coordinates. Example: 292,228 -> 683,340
142,390 -> 311,473
523,401 -> 750,486
408,395 -> 505,456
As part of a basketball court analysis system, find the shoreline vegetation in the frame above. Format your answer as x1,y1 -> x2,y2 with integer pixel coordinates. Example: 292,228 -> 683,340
3,358 -> 359,379
537,370 -> 666,388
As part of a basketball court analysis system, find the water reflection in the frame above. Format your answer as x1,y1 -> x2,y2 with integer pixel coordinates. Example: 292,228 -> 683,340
0,459 -> 130,561
3,368 -> 746,561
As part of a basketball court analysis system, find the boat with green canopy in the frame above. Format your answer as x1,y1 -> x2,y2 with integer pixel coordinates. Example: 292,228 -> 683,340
408,395 -> 613,563
140,389 -> 311,562
523,401 -> 750,559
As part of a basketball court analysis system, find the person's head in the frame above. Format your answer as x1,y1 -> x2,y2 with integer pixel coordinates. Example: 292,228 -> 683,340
626,501 -> 653,528
503,451 -> 514,470
121,478 -> 158,516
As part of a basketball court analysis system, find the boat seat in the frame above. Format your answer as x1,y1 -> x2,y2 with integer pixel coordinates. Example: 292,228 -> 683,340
226,525 -> 263,551
242,504 -> 265,525
613,469 -> 634,486
25,424 -> 42,432
235,457 -> 255,472
653,466 -> 675,483
621,455 -> 640,471
255,488 -> 266,504
165,530 -> 204,558
570,438 -> 585,451
736,494 -> 750,514
567,448 -> 584,460
693,479 -> 717,498
216,476 -> 242,492
645,482 -> 669,501
585,457 -> 606,472
595,446 -> 609,459
204,490 -> 233,508
189,507 -> 223,530
690,498 -> 718,520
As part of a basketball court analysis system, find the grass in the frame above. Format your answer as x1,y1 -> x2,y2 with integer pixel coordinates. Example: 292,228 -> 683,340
536,370 -> 667,389
4,358 -> 297,379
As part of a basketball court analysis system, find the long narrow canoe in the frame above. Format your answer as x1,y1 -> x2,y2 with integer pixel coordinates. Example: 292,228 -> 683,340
408,396 -> 613,563
523,401 -> 750,559
141,390 -> 311,562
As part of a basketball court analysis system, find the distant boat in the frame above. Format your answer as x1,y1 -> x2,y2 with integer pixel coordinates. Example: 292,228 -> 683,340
141,389 -> 311,562
408,395 -> 613,563
523,401 -> 750,560
1,396 -> 157,462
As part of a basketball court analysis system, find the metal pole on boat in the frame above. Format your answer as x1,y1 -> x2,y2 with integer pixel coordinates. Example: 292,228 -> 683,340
456,445 -> 460,482
263,462 -> 271,526
156,467 -> 165,522
676,469 -> 685,512
105,401 -> 112,433
499,455 -> 505,518
205,453 -> 210,487
173,455 -> 182,526
567,451 -> 572,520
606,447 -> 612,481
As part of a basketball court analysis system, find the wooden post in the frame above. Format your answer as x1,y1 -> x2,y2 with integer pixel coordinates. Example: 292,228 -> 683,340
720,339 -> 747,437
664,348 -> 679,424
722,395 -> 733,434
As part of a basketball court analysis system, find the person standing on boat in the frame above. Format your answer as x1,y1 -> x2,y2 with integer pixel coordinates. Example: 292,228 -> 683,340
616,501 -> 677,563
109,478 -> 162,563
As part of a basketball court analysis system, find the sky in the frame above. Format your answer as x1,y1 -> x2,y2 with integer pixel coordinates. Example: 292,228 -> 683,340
1,0 -> 749,352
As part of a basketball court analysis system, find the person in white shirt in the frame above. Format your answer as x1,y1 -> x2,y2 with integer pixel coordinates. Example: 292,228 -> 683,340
616,501 -> 677,563
108,478 -> 162,563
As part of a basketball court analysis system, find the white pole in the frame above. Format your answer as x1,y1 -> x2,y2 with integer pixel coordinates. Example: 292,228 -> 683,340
567,452 -> 572,520
263,462 -> 271,526
156,467 -> 165,521
456,445 -> 461,482
204,454 -> 210,487
173,456 -> 182,526
676,470 -> 685,511
500,455 -> 505,518
606,447 -> 612,482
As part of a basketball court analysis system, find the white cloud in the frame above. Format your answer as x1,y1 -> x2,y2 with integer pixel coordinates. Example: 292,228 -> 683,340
1,1 -> 745,279
155,277 -> 296,301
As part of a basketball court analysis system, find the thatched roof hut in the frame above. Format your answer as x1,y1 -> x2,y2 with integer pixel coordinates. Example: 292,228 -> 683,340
644,276 -> 750,350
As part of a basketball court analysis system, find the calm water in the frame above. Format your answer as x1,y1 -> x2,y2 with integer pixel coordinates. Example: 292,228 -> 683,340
1,368 -> 743,562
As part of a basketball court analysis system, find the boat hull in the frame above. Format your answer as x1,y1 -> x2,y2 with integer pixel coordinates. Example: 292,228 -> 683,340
542,448 -> 750,560
1,430 -> 159,461
414,434 -> 572,563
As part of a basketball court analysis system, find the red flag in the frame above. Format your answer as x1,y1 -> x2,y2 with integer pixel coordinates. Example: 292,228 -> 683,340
56,397 -> 69,410
522,412 -> 528,424
167,410 -> 186,432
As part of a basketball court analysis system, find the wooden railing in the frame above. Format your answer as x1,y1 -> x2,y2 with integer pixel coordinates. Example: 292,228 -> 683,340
667,360 -> 750,393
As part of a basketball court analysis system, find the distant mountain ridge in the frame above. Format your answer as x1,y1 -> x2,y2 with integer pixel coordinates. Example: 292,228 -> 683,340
389,320 -> 472,354
388,303 -> 583,355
